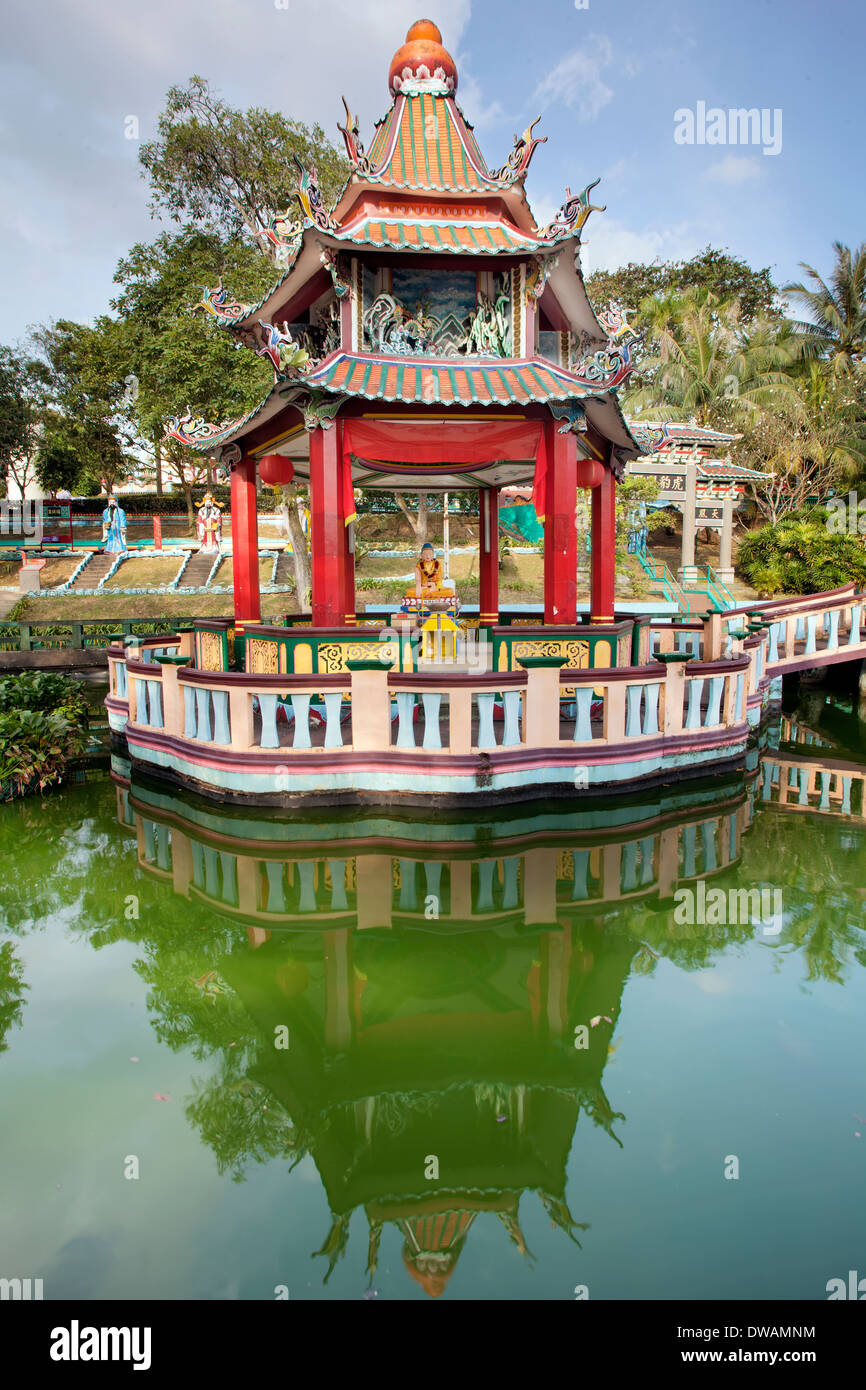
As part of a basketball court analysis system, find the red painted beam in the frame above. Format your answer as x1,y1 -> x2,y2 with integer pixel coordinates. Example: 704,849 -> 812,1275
543,424 -> 578,624
230,456 -> 261,627
590,459 -> 616,623
479,486 -> 500,625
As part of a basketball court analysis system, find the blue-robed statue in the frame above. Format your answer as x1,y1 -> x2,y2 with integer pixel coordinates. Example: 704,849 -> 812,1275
101,495 -> 128,553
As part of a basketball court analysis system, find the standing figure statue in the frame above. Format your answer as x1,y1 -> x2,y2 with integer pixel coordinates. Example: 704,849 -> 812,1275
196,492 -> 223,552
101,495 -> 128,553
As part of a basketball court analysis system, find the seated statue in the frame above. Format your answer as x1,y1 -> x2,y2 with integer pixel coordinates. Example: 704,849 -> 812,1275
402,543 -> 459,617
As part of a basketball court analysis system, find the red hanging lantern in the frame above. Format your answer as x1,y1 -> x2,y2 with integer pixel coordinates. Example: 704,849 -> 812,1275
258,454 -> 295,486
575,457 -> 605,489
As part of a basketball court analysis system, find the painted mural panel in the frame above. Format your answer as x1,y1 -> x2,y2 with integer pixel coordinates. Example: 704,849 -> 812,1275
362,268 -> 512,357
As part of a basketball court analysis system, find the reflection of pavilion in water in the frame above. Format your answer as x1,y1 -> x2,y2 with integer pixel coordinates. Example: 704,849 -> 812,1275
111,753 -> 798,1293
760,716 -> 866,819
115,766 -> 760,934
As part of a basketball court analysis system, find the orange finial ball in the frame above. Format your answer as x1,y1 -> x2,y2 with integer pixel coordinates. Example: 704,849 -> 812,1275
407,19 -> 443,43
388,20 -> 457,95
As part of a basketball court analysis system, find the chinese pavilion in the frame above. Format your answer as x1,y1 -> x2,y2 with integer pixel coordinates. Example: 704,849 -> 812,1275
169,17 -> 641,629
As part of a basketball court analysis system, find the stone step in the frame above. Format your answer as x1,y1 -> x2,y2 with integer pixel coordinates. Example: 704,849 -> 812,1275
69,553 -> 119,590
274,552 -> 293,585
180,550 -> 219,587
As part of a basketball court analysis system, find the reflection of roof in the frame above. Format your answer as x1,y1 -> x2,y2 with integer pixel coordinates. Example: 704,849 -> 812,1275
303,349 -> 628,406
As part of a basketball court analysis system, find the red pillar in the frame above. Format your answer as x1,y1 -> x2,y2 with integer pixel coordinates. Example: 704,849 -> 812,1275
590,461 -> 616,623
230,455 -> 261,626
543,425 -> 578,624
479,486 -> 499,625
309,423 -> 349,626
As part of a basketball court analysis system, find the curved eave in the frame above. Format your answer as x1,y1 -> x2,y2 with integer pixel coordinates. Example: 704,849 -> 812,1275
174,385 -> 291,454
325,217 -> 562,256
300,348 -> 633,414
584,394 -> 642,460
544,236 -> 609,347
234,232 -> 324,330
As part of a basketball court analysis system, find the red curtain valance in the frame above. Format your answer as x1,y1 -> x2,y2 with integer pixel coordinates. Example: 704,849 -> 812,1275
342,418 -> 549,520
342,419 -> 545,468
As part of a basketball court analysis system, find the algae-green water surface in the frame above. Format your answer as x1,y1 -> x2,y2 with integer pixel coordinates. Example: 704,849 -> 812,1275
1,713 -> 864,1301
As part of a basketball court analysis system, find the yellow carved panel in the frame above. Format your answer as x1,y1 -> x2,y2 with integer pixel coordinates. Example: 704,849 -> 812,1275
512,637 -> 589,695
246,638 -> 280,675
198,631 -> 224,672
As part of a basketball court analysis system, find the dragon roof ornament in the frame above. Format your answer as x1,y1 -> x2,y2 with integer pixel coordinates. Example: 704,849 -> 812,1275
277,384 -> 348,432
259,154 -> 338,253
536,177 -> 606,243
569,305 -> 641,393
293,154 -> 338,233
165,409 -> 245,450
195,277 -> 249,326
489,117 -> 547,184
254,320 -> 313,378
338,97 -> 373,175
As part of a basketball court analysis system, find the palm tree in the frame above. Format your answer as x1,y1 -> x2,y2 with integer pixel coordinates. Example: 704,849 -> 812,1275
625,288 -> 802,428
784,241 -> 866,375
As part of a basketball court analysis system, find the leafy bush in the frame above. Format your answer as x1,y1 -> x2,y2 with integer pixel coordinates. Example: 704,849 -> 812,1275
737,508 -> 866,596
0,673 -> 90,798
0,671 -> 89,726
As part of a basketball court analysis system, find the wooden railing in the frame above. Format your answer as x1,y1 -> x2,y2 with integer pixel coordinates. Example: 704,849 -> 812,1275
117,648 -> 751,759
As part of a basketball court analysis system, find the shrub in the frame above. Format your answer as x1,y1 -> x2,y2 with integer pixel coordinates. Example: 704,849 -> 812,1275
0,671 -> 89,727
0,673 -> 90,798
737,508 -> 866,596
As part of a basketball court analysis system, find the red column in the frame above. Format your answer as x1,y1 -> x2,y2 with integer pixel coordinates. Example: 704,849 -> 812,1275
230,455 -> 261,626
543,425 -> 578,624
590,460 -> 616,623
479,486 -> 499,625
309,423 -> 348,627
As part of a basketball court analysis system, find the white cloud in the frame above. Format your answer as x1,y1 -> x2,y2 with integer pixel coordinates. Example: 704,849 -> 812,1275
579,216 -> 702,277
703,155 -> 763,185
0,0 -> 474,337
533,36 -> 615,120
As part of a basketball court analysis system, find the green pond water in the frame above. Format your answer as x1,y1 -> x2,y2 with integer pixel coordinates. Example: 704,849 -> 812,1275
1,696 -> 865,1302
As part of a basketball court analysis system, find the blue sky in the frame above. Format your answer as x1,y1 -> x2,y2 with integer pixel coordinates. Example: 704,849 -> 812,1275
2,0 -> 863,344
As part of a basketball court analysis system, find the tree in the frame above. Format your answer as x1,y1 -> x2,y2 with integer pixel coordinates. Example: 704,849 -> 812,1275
737,508 -> 866,595
139,77 -> 350,264
29,320 -> 131,494
269,482 -> 311,609
111,227 -> 274,528
35,430 -> 82,495
784,241 -> 866,376
625,289 -> 801,429
394,493 -> 430,544
586,247 -> 779,325
742,364 -> 866,523
0,346 -> 48,497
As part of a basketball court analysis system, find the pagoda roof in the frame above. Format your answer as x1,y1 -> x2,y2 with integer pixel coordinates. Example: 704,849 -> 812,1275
328,204 -> 554,255
302,349 -> 626,408
629,421 -> 740,451
357,91 -> 516,194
